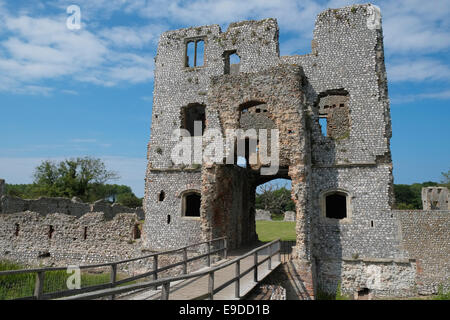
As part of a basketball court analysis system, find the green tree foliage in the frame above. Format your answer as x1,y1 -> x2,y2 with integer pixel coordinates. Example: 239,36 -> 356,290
116,193 -> 142,207
441,170 -> 450,189
393,181 -> 439,209
4,157 -> 141,206
255,183 -> 295,215
31,157 -> 119,201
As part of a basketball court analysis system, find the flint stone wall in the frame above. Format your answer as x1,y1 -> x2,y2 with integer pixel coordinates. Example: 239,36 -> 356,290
0,196 -> 144,220
0,211 -> 142,267
422,187 -> 449,211
284,211 -> 296,222
255,209 -> 272,221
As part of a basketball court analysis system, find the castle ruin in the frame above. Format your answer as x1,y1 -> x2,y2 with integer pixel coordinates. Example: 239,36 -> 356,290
0,4 -> 448,300
143,4 -> 449,297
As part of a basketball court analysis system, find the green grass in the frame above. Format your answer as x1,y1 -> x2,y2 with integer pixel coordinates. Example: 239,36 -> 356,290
433,285 -> 450,300
0,260 -> 121,300
256,220 -> 296,242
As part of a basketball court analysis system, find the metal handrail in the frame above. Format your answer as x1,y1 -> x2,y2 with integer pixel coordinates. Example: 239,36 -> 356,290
0,237 -> 227,300
60,238 -> 281,300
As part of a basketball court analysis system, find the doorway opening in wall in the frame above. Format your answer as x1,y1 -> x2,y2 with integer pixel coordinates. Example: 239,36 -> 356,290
254,177 -> 296,244
182,191 -> 201,217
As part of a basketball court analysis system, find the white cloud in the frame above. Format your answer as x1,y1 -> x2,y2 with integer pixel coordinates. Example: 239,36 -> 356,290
380,0 -> 450,55
99,24 -> 165,49
391,89 -> 450,104
387,59 -> 450,82
0,0 -> 448,93
0,7 -> 155,94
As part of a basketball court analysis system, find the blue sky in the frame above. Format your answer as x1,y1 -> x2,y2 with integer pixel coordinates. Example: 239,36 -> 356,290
0,0 -> 449,197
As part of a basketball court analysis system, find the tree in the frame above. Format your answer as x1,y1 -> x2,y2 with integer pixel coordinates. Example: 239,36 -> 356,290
255,182 -> 295,215
441,170 -> 450,188
117,193 -> 142,207
393,181 -> 439,209
32,157 -> 119,201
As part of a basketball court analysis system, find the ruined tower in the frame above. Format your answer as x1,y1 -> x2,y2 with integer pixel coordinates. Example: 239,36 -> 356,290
143,4 -> 418,297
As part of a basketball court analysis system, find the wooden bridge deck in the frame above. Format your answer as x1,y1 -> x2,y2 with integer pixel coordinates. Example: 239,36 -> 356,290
123,245 -> 282,300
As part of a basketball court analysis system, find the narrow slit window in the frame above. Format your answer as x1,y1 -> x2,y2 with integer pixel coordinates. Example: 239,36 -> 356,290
167,215 -> 171,224
186,41 -> 195,67
83,227 -> 87,240
158,191 -> 165,202
48,225 -> 55,239
196,40 -> 204,66
319,117 -> 328,136
15,223 -> 19,237
133,224 -> 141,239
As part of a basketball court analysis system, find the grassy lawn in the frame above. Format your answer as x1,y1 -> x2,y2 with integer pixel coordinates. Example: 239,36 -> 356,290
256,220 -> 296,242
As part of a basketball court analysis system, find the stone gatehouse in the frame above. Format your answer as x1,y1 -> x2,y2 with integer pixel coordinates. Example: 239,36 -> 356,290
143,4 -> 449,298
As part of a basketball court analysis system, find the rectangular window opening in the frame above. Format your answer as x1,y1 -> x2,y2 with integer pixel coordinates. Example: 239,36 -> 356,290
319,117 -> 328,136
186,39 -> 205,68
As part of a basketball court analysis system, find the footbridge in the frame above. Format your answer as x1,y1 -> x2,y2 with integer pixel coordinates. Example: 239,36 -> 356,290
0,238 -> 282,300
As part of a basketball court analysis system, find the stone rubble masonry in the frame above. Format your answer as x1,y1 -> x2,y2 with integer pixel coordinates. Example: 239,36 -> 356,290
284,211 -> 296,222
143,4 -> 450,298
0,195 -> 145,220
396,210 -> 450,295
255,209 -> 272,221
0,211 -> 143,268
0,4 -> 447,300
422,187 -> 449,210
0,209 -> 213,277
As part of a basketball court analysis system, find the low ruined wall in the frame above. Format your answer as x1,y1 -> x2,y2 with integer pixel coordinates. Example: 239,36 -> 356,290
0,210 -> 220,277
316,210 -> 449,297
284,211 -> 296,222
255,209 -> 272,221
0,196 -> 144,220
317,257 -> 417,298
0,211 -> 143,268
396,210 -> 450,295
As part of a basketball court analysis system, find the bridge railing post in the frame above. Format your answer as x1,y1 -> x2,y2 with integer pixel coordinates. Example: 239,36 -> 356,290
110,263 -> 117,300
152,255 -> 158,290
278,241 -> 282,263
223,238 -> 227,260
34,271 -> 45,300
183,247 -> 188,275
207,241 -> 211,267
268,243 -> 272,270
208,271 -> 214,300
253,252 -> 258,282
235,260 -> 240,298
161,282 -> 170,300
